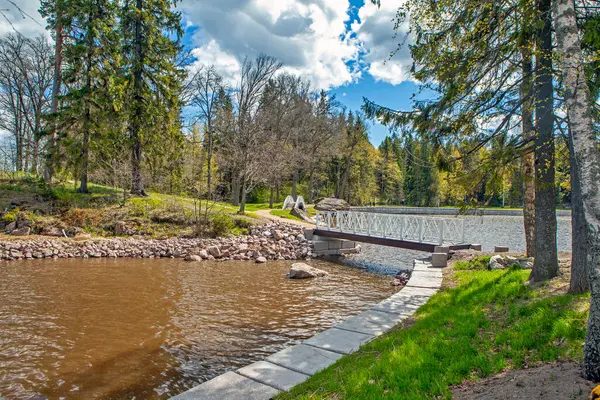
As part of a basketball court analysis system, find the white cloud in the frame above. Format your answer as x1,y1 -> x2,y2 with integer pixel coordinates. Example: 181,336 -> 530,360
0,0 -> 47,37
179,0 -> 360,90
351,1 -> 414,85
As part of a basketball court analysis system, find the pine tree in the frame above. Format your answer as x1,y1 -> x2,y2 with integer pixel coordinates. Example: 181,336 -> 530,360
120,0 -> 184,195
53,0 -> 122,193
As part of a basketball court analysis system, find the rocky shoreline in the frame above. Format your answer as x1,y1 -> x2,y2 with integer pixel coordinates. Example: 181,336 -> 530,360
0,222 -> 313,262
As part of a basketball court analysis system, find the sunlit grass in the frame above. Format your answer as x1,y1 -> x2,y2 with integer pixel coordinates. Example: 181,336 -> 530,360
278,266 -> 589,400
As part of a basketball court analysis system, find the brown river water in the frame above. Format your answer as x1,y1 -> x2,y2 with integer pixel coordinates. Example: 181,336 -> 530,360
0,258 -> 396,399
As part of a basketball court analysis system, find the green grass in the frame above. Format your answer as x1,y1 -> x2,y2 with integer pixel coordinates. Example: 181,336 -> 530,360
278,266 -> 589,400
270,209 -> 303,221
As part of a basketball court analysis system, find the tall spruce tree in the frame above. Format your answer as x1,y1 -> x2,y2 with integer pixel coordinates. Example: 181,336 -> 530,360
53,0 -> 121,193
120,0 -> 183,195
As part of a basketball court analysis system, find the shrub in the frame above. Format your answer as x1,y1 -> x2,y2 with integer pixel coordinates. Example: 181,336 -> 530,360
454,255 -> 492,271
210,213 -> 235,237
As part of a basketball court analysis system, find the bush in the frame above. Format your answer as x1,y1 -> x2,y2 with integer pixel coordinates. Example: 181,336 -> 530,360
454,255 -> 492,271
210,213 -> 235,237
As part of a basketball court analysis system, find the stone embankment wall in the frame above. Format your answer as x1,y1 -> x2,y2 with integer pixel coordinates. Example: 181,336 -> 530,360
0,222 -> 313,262
305,229 -> 361,257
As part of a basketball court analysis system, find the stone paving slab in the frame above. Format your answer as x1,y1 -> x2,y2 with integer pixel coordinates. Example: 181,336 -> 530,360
406,273 -> 443,288
304,327 -> 373,354
267,343 -> 343,376
372,295 -> 424,315
171,371 -> 280,400
410,269 -> 442,278
237,361 -> 309,392
393,286 -> 439,297
335,309 -> 409,337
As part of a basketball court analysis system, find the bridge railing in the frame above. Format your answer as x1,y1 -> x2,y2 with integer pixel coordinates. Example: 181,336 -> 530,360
315,211 -> 466,245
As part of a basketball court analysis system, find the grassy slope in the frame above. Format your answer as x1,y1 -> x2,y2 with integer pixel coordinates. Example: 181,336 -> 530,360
0,176 -> 268,238
279,263 -> 589,400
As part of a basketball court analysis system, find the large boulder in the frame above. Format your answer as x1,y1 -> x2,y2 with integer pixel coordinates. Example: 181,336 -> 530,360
288,262 -> 329,279
41,226 -> 64,237
11,227 -> 31,236
315,198 -> 350,212
290,207 -> 315,223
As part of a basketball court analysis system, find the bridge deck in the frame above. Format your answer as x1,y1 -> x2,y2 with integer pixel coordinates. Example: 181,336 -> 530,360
314,229 -> 472,252
315,211 -> 471,252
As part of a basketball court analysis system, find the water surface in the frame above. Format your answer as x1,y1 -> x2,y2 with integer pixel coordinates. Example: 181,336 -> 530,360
0,258 -> 395,399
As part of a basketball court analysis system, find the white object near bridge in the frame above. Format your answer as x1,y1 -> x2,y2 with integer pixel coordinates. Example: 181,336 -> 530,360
315,211 -> 466,246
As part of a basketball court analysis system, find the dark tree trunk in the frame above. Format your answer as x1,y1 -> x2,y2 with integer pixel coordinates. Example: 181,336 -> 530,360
79,17 -> 93,195
206,125 -> 213,200
276,183 -> 280,203
521,47 -> 536,258
269,186 -> 274,209
238,178 -> 247,214
531,0 -> 559,281
231,174 -> 240,206
44,4 -> 63,182
291,170 -> 298,201
308,169 -> 315,204
130,0 -> 146,196
568,129 -> 588,293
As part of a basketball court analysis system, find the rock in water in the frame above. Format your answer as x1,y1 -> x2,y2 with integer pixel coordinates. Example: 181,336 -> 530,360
288,262 -> 328,279
185,254 -> 202,262
255,256 -> 267,263
315,198 -> 350,212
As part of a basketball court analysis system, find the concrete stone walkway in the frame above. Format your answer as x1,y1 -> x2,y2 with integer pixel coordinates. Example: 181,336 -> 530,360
171,258 -> 443,400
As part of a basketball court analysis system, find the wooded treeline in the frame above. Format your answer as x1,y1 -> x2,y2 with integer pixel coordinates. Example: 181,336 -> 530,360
0,0 -> 574,215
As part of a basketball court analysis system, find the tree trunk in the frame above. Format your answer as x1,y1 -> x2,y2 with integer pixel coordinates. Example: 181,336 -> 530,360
276,183 -> 280,203
308,169 -> 315,204
340,158 -> 351,200
521,47 -> 536,258
569,128 -> 589,293
554,0 -> 600,380
79,18 -> 93,195
291,170 -> 298,201
231,173 -> 240,206
130,0 -> 146,196
531,0 -> 559,281
238,178 -> 247,214
206,125 -> 213,200
269,186 -> 274,209
44,5 -> 63,182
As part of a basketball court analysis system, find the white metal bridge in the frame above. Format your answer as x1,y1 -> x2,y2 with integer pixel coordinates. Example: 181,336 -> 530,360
315,211 -> 470,252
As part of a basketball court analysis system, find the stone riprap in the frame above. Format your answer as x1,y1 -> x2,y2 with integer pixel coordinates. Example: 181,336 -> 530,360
0,222 -> 313,262
171,258 -> 442,400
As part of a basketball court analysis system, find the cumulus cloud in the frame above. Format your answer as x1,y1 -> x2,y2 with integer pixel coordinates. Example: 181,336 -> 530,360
351,1 -> 414,85
180,0 -> 360,90
0,0 -> 47,37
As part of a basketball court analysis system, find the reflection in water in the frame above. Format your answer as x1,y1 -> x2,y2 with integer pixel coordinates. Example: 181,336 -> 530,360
0,258 -> 395,399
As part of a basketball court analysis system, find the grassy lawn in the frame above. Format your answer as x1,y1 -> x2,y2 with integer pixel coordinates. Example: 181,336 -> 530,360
278,263 -> 589,400
270,209 -> 304,221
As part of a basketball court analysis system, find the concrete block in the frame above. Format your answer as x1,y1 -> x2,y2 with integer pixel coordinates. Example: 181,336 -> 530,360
267,344 -> 343,376
341,240 -> 356,249
327,240 -> 342,249
338,248 -> 359,255
431,252 -> 447,267
315,249 -> 341,256
372,295 -> 423,315
470,244 -> 482,251
303,229 -> 314,240
434,246 -> 450,254
237,361 -> 308,392
304,327 -> 373,354
494,246 -> 509,253
312,241 -> 329,251
171,371 -> 279,400
335,310 -> 407,337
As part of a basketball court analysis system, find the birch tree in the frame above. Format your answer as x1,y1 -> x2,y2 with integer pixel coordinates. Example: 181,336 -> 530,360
554,0 -> 600,380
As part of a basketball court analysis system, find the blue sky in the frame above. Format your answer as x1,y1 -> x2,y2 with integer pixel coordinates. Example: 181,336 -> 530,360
8,0 -> 419,146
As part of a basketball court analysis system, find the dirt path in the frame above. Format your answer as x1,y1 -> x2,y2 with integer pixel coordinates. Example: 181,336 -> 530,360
254,209 -> 315,229
452,362 -> 596,400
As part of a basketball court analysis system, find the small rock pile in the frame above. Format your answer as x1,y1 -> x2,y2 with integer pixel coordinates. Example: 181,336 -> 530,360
391,271 -> 410,286
0,222 -> 313,262
489,254 -> 533,270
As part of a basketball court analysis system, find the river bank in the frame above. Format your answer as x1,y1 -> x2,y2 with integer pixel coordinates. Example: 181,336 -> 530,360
0,222 -> 312,262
